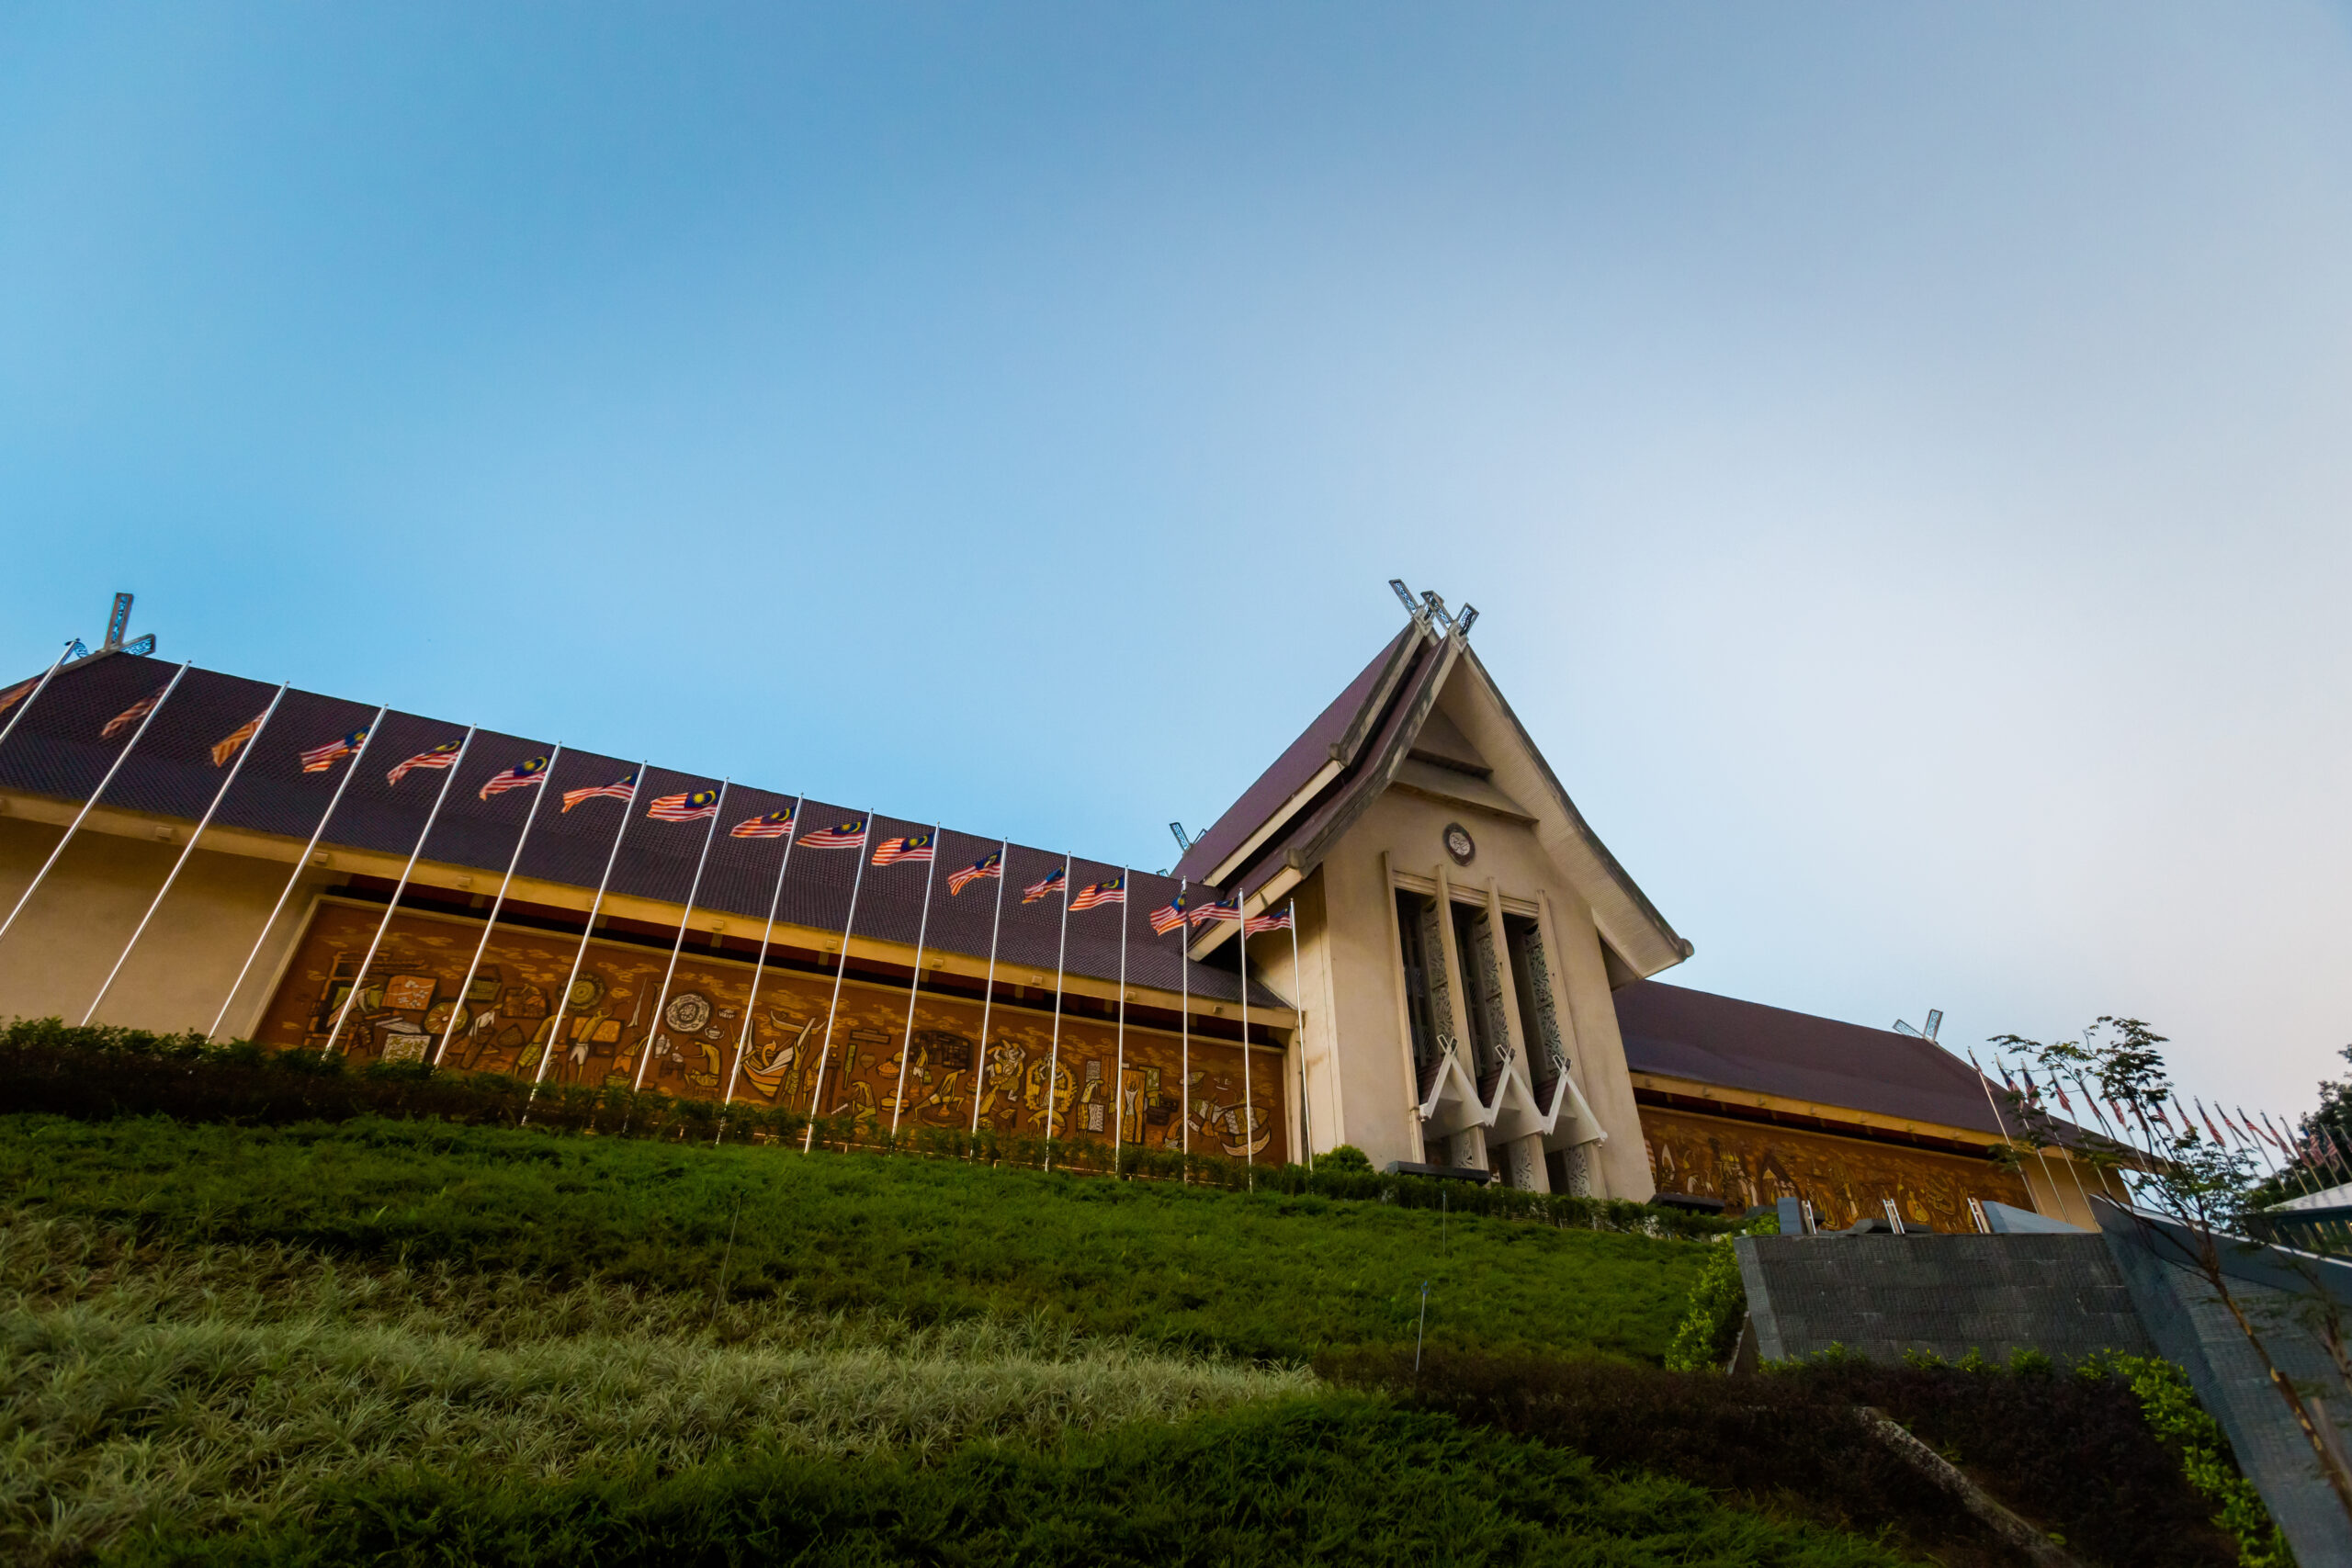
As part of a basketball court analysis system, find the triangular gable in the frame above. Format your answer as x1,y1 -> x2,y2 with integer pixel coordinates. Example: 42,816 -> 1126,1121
1182,618 -> 1689,980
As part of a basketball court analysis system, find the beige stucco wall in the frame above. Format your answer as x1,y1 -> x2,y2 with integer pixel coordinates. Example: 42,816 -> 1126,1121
2018,1150 -> 2130,1228
1287,756 -> 1657,1199
0,815 -> 332,1037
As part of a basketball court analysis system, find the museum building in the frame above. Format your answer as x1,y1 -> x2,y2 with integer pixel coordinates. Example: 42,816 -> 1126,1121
0,593 -> 2110,1228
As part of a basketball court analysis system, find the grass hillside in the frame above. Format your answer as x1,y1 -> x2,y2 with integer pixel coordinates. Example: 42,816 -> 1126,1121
2,1113 -> 1898,1567
1,1028 -> 2257,1566
1,1114 -> 1701,1364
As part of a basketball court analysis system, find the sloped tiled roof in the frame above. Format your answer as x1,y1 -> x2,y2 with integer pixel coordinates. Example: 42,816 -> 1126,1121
1614,980 -> 2012,1137
1173,625 -> 1424,883
0,653 -> 1275,1007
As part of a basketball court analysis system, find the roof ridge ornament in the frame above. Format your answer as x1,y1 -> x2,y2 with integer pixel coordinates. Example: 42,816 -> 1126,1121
69,592 -> 155,663
1387,578 -> 1476,640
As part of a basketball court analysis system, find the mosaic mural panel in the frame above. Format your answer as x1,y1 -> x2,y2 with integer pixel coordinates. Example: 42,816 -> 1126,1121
1638,1104 -> 2030,1233
255,899 -> 1286,1161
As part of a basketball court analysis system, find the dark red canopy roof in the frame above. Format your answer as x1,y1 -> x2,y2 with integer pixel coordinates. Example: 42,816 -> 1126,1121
1615,979 -> 2011,1137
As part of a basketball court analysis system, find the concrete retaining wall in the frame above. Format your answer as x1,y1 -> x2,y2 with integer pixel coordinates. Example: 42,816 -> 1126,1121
1736,1231 -> 2154,1367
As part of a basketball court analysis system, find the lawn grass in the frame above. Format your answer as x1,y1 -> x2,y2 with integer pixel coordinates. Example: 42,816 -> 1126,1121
4,1212 -> 1307,1564
0,1113 -> 1706,1365
110,1397 -> 1912,1568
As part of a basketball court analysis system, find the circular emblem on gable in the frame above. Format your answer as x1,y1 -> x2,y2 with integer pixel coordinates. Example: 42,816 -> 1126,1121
664,991 -> 713,1033
1443,822 -> 1476,865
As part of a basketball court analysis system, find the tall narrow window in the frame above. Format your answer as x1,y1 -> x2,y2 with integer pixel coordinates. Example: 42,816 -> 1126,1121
1395,889 -> 1450,1093
1502,913 -> 1567,1090
1451,901 -> 1511,1090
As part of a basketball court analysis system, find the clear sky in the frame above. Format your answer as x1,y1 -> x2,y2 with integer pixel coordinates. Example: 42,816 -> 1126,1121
6,5 -> 2350,1116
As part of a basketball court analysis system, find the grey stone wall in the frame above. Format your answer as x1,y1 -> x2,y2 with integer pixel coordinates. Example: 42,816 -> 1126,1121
1736,1232 -> 2154,1366
1735,1211 -> 2352,1564
2095,1201 -> 2352,1565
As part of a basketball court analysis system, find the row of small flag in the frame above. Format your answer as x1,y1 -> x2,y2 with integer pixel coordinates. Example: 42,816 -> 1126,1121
1974,1048 -> 2335,1172
156,696 -> 1301,939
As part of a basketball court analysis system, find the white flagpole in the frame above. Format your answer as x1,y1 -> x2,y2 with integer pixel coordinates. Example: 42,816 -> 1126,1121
1042,854 -> 1073,1170
528,763 -> 647,1103
1112,869 -> 1129,1176
434,743 -> 566,1067
1178,877 -> 1190,1162
0,641 -> 79,759
322,726 -> 477,1055
802,815 -> 872,1152
634,780 -> 730,1092
717,794 -> 805,1136
969,839 -> 1011,1142
1238,894 -> 1253,1169
83,681 -> 289,1025
1289,898 -> 1309,1171
0,660 -> 192,953
208,705 -> 389,1040
1965,1051 -> 2030,1219
888,822 -> 944,1138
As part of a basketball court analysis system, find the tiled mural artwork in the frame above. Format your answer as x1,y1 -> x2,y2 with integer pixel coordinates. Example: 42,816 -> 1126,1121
1640,1104 -> 2029,1233
261,899 -> 1286,1160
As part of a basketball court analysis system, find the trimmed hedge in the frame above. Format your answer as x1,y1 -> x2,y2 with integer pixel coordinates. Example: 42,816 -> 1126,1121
1328,1348 -> 2248,1568
0,1017 -> 1734,1238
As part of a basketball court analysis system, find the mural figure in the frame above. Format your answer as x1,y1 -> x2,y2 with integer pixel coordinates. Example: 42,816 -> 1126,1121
1021,1051 -> 1077,1134
739,1016 -> 816,1102
976,1041 -> 1028,1131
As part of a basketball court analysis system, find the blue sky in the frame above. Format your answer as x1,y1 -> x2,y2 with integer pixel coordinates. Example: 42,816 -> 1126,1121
6,4 -> 2352,1112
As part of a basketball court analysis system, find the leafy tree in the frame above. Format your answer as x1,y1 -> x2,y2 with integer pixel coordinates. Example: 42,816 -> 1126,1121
1996,1017 -> 2352,1529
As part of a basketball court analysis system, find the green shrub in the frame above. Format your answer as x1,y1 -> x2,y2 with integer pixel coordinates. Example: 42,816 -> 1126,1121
1319,1144 -> 1373,1172
1336,1348 -> 2247,1568
110,1397 -> 1910,1567
2093,1354 -> 2292,1568
1662,1238 -> 1747,1371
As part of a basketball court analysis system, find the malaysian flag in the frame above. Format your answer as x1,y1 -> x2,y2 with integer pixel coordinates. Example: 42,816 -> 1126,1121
947,850 -> 1002,895
102,689 -> 164,739
872,832 -> 936,867
1245,906 -> 1294,935
1070,874 -> 1125,911
210,712 -> 267,768
562,770 -> 639,812
2067,1072 -> 2112,1134
1188,896 -> 1241,927
479,756 -> 549,800
731,808 -> 797,840
1148,891 -> 1188,935
799,818 -> 869,849
1022,866 -> 1068,904
649,789 -> 721,823
300,728 -> 368,773
388,740 -> 464,786
2197,1100 -> 2228,1147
